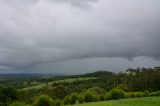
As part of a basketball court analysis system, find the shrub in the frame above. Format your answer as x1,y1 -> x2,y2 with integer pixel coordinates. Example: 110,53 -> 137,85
149,91 -> 160,97
144,90 -> 149,97
78,95 -> 84,103
125,92 -> 136,98
63,95 -> 70,105
88,87 -> 104,95
105,93 -> 111,100
116,84 -> 130,92
63,93 -> 83,105
98,94 -> 105,101
156,91 -> 160,96
149,92 -> 157,96
84,91 -> 95,102
53,99 -> 62,106
135,92 -> 145,98
110,88 -> 125,100
69,93 -> 79,105
33,95 -> 54,106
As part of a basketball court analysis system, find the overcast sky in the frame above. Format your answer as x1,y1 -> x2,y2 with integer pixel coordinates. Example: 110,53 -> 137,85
0,0 -> 160,74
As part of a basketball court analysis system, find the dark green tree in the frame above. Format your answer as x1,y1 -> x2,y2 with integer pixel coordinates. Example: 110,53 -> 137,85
0,86 -> 17,104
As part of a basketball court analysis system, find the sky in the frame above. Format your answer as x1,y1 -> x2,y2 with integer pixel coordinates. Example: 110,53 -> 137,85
0,0 -> 160,74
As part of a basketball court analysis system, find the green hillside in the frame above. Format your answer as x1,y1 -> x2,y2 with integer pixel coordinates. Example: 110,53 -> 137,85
21,77 -> 96,91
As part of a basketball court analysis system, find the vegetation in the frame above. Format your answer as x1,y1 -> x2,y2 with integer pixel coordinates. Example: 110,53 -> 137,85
33,95 -> 54,106
0,66 -> 160,105
109,88 -> 125,100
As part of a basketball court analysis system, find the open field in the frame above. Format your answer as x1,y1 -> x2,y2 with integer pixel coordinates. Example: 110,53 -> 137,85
69,97 -> 160,106
21,77 -> 96,91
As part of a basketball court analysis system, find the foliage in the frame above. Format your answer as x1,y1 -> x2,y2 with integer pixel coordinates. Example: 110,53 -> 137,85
84,91 -> 96,102
0,86 -> 17,104
69,93 -> 79,105
105,92 -> 112,100
98,94 -> 105,101
110,88 -> 125,100
33,95 -> 54,106
135,92 -> 145,98
116,84 -> 130,92
125,92 -> 136,98
51,85 -> 66,99
63,93 -> 82,105
53,99 -> 62,106
149,91 -> 160,97
88,86 -> 104,95
1,67 -> 160,105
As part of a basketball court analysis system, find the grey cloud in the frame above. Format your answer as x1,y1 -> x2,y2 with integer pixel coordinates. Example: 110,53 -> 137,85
1,0 -> 97,8
0,0 -> 160,73
51,0 -> 97,8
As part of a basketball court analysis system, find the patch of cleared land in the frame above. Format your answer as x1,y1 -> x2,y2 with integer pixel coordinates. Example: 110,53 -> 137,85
21,77 -> 96,91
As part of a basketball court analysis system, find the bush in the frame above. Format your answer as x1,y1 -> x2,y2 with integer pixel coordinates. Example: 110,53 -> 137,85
88,87 -> 104,95
69,93 -> 79,105
84,91 -> 96,102
53,99 -> 62,106
144,90 -> 149,97
110,88 -> 125,100
125,92 -> 136,98
105,92 -> 111,100
116,84 -> 130,92
125,92 -> 145,98
98,94 -> 105,101
149,91 -> 160,97
9,102 -> 29,106
156,91 -> 160,96
63,93 -> 83,105
33,95 -> 54,106
63,96 -> 70,105
78,95 -> 84,103
135,92 -> 145,98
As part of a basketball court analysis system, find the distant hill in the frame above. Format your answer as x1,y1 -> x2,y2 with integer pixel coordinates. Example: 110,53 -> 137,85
0,73 -> 63,80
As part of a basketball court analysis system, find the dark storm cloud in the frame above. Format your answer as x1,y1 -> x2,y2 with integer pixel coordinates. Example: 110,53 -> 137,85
0,0 -> 160,73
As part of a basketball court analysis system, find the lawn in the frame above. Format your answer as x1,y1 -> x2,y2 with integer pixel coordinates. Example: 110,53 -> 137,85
70,97 -> 160,106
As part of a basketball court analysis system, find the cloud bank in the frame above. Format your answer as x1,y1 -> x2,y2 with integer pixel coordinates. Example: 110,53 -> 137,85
0,0 -> 160,73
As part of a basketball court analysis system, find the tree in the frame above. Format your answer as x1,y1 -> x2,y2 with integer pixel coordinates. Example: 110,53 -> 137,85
33,95 -> 53,106
88,86 -> 104,95
84,91 -> 96,102
63,93 -> 80,105
110,88 -> 125,100
51,85 -> 66,99
0,86 -> 17,104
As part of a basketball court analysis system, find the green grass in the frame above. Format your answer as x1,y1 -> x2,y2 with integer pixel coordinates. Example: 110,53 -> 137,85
54,77 -> 96,83
21,83 -> 46,90
69,97 -> 160,106
21,77 -> 96,91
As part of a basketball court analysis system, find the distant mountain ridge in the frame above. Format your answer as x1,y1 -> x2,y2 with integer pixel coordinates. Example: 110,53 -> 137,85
0,73 -> 64,80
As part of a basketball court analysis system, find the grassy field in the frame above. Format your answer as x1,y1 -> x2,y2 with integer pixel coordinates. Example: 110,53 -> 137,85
21,77 -> 96,91
69,97 -> 160,106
